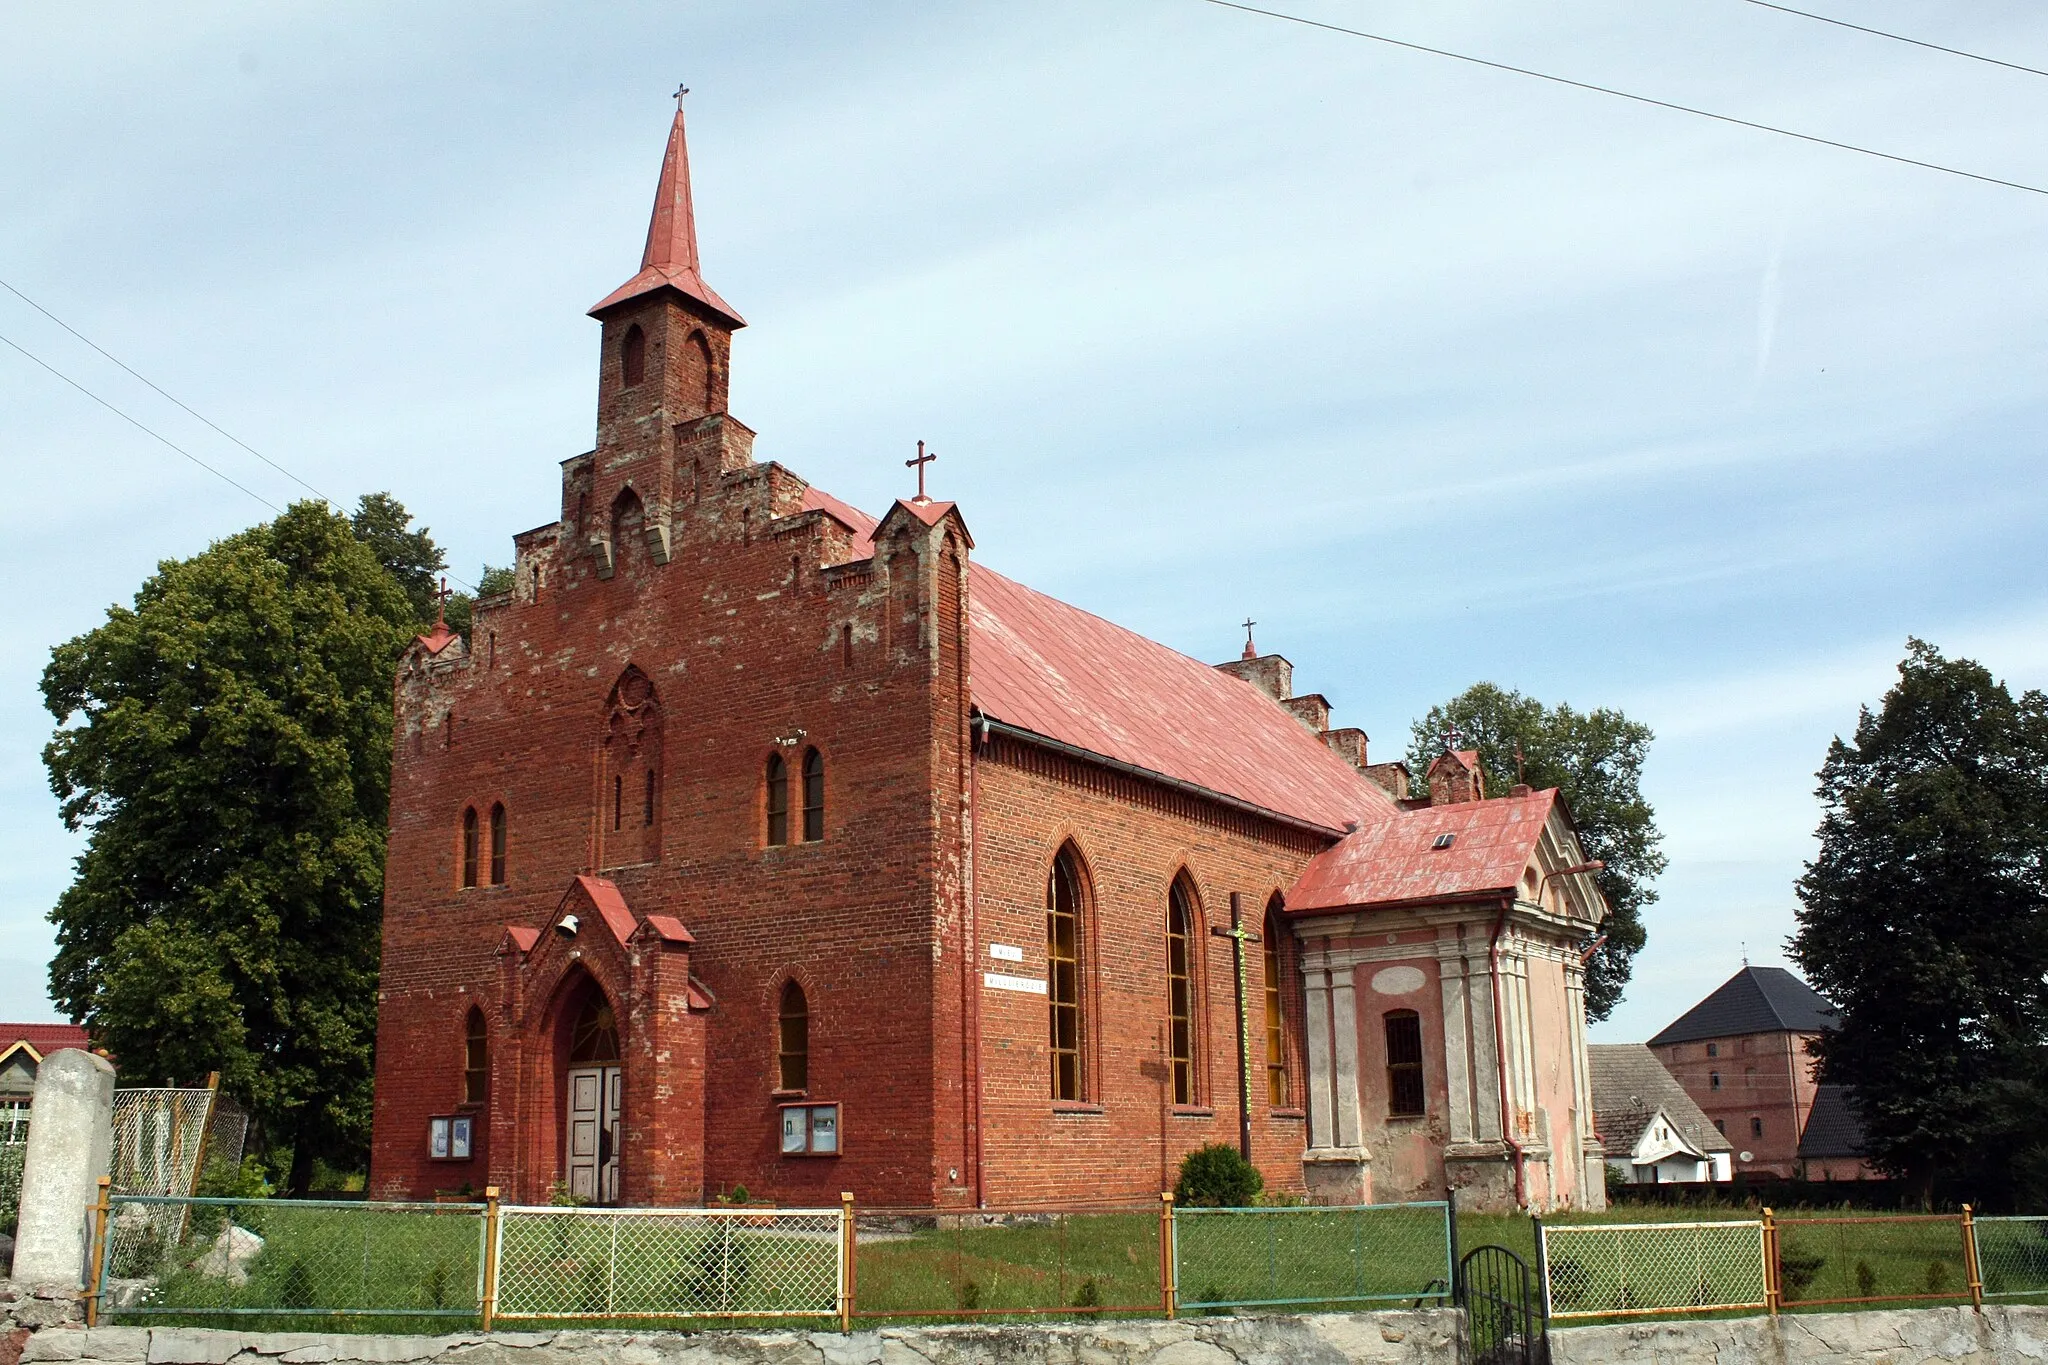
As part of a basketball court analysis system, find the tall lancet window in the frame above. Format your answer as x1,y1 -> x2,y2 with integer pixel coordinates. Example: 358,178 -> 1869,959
1166,875 -> 1200,1106
621,324 -> 646,387
1047,845 -> 1088,1103
1263,895 -> 1292,1107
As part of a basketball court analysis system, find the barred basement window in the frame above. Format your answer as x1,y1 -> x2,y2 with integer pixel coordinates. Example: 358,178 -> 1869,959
1385,1010 -> 1425,1117
765,753 -> 789,846
1047,845 -> 1086,1102
463,1008 -> 488,1105
461,807 -> 479,888
1263,897 -> 1290,1107
777,981 -> 809,1092
1166,876 -> 1198,1107
489,803 -> 506,886
801,748 -> 825,842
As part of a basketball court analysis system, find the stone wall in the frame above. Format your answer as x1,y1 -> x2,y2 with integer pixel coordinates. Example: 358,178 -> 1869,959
9,1311 -> 1458,1365
1551,1304 -> 2048,1364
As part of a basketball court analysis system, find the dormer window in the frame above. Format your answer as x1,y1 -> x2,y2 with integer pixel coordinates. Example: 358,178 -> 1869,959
1432,833 -> 1456,851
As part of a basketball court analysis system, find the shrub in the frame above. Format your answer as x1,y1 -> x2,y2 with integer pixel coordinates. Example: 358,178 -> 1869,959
279,1258 -> 317,1310
727,1183 -> 749,1205
1925,1259 -> 1953,1295
957,1278 -> 981,1310
1855,1259 -> 1878,1298
1072,1276 -> 1102,1313
1778,1250 -> 1825,1302
1175,1144 -> 1263,1209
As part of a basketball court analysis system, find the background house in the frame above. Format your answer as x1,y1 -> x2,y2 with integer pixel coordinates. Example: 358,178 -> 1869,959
1590,1043 -> 1732,1185
0,1024 -> 90,1143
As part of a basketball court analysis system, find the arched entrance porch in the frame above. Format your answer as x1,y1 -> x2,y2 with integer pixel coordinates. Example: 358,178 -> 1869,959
557,979 -> 623,1205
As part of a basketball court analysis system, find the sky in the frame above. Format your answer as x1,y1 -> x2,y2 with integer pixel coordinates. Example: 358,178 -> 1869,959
2,1 -> 2045,1045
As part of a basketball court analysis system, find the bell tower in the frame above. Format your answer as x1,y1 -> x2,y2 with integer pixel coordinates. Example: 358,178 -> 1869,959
581,93 -> 749,575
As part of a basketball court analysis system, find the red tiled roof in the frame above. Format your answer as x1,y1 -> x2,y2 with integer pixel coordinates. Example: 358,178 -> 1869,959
795,485 -> 1389,832
0,1024 -> 89,1057
1287,790 -> 1558,912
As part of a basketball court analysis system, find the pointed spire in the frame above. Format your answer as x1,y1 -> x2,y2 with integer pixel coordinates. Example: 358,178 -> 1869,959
589,92 -> 746,327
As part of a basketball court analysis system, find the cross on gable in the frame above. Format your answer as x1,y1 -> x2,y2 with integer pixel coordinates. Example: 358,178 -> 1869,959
905,440 -> 937,502
1440,721 -> 1463,754
436,575 -> 451,627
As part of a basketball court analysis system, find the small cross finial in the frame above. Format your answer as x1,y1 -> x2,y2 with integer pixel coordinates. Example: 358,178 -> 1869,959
1441,721 -> 1462,754
1514,739 -> 1527,787
673,84 -> 689,108
906,440 -> 937,502
435,576 -> 450,628
1240,617 -> 1257,660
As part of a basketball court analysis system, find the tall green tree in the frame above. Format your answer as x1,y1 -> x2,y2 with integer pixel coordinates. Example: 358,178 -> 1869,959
1407,684 -> 1664,1021
349,491 -> 445,625
43,501 -> 417,1192
1792,640 -> 2048,1206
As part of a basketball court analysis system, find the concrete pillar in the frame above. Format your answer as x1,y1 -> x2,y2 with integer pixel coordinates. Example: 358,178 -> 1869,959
1303,966 -> 1334,1150
12,1048 -> 115,1287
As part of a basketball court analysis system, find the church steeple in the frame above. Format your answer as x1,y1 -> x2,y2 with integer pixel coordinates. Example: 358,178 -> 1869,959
589,94 -> 745,328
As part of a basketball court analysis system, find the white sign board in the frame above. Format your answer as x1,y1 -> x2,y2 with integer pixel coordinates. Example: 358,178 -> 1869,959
983,971 -> 1047,995
987,943 -> 1024,962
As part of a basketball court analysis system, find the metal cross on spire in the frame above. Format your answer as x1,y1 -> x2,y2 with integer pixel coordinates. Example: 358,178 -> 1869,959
1440,721 -> 1463,753
673,84 -> 689,107
1240,617 -> 1257,659
435,576 -> 451,628
906,440 -> 937,502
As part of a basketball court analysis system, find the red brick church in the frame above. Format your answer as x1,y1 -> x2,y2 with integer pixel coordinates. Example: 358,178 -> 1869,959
368,102 -> 1613,1212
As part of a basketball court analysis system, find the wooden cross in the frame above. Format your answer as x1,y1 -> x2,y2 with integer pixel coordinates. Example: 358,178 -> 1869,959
905,440 -> 937,501
1210,893 -> 1263,1162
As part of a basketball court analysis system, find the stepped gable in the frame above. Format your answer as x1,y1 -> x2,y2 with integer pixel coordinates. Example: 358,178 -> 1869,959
797,486 -> 1390,834
1648,965 -> 1839,1047
1285,788 -> 1557,913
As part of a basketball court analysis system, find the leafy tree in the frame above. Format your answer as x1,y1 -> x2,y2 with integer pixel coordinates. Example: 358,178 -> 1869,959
349,492 -> 445,624
1791,640 -> 2048,1207
42,500 -> 416,1192
1407,684 -> 1665,1021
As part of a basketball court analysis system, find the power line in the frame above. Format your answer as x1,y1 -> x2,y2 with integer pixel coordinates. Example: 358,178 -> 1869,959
1738,0 -> 2048,82
0,275 -> 337,506
0,329 -> 282,514
1197,0 -> 2048,199
0,284 -> 481,595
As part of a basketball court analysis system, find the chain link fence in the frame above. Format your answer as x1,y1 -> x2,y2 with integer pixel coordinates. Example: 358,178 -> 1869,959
1970,1216 -> 2048,1303
1774,1213 -> 1972,1307
493,1205 -> 843,1323
99,1196 -> 485,1327
1540,1220 -> 1768,1320
1172,1201 -> 1452,1312
852,1204 -> 1164,1319
111,1089 -> 218,1196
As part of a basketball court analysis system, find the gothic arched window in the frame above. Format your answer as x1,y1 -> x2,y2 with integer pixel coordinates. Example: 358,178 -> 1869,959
463,1008 -> 488,1105
621,324 -> 646,387
1047,844 -> 1088,1102
801,748 -> 825,842
765,753 -> 789,846
488,803 -> 507,886
777,981 -> 809,1092
460,807 -> 479,889
600,668 -> 662,866
1263,895 -> 1292,1107
1166,874 -> 1200,1106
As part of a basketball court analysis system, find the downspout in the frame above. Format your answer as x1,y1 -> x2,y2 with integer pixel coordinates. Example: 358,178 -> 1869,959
1488,901 -> 1527,1208
969,711 -> 989,1207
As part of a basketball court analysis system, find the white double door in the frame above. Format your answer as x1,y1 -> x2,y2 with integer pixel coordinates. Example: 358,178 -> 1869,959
566,1065 -> 622,1205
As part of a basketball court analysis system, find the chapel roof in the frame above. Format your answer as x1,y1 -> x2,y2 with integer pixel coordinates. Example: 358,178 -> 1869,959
1284,788 -> 1559,913
1797,1084 -> 1870,1160
1648,965 -> 1839,1046
797,487 -> 1391,834
1589,1043 -> 1734,1156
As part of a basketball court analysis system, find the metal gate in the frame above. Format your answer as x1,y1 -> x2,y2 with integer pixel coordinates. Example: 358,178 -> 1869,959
1459,1245 -> 1547,1365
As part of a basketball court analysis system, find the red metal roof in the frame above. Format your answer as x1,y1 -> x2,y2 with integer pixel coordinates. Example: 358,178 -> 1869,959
590,102 -> 744,327
0,1024 -> 89,1057
570,875 -> 639,945
795,486 -> 1389,832
641,914 -> 696,945
1286,789 -> 1558,912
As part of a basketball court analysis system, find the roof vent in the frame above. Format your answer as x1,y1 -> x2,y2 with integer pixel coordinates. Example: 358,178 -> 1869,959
1432,832 -> 1456,851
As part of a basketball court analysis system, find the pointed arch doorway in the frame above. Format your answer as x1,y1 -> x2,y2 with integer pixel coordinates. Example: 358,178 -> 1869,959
565,994 -> 622,1204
